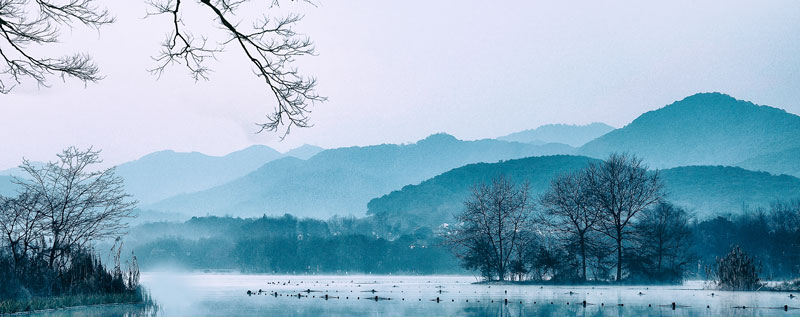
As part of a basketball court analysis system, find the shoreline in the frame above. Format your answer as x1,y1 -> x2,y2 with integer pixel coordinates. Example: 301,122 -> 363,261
0,290 -> 154,315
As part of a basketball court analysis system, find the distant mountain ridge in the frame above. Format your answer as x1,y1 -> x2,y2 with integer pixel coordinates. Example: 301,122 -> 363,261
5,92 -> 800,223
146,134 -> 576,218
0,175 -> 16,197
498,123 -> 615,147
114,145 -> 284,204
735,147 -> 800,178
579,93 -> 800,169
0,161 -> 46,178
106,144 -> 323,204
367,155 -> 800,229
659,165 -> 800,215
285,144 -> 324,160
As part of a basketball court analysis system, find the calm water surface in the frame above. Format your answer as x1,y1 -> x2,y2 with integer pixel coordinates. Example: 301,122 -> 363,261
23,273 -> 800,316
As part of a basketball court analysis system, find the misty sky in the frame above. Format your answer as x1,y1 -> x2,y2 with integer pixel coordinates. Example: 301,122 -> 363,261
1,0 -> 799,170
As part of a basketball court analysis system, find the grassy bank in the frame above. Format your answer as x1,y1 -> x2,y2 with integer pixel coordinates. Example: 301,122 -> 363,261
0,289 -> 153,314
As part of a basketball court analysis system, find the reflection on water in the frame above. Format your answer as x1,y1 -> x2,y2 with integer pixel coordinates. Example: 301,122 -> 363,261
25,274 -> 799,316
22,303 -> 157,317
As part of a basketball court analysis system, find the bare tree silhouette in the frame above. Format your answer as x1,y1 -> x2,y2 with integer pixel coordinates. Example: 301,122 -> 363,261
145,0 -> 324,136
0,0 -> 324,137
584,153 -> 664,282
12,147 -> 136,270
442,176 -> 535,281
0,0 -> 113,93
540,170 -> 601,282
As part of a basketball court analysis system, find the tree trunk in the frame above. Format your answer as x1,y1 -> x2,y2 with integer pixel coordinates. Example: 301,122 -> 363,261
616,237 -> 622,282
48,233 -> 58,268
580,235 -> 587,281
498,260 -> 504,281
657,251 -> 663,274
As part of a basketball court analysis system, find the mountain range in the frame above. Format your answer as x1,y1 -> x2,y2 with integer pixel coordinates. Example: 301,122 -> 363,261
145,134 -> 575,218
116,144 -> 324,204
115,145 -> 282,204
3,92 -> 799,224
498,123 -> 615,147
578,93 -> 800,172
0,144 -> 325,204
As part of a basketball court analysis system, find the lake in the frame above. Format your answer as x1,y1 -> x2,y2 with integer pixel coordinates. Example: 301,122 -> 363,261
22,273 -> 799,316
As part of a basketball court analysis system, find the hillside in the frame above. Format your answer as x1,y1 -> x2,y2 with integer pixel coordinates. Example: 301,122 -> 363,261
735,147 -> 800,178
0,175 -> 16,197
0,145 -> 320,204
115,145 -> 284,204
498,123 -> 615,147
578,93 -> 800,168
0,161 -> 45,178
367,156 -> 800,229
367,155 -> 596,230
147,134 -> 575,218
284,144 -> 325,160
661,166 -> 800,215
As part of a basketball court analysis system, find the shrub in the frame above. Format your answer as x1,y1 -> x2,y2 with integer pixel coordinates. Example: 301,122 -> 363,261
711,245 -> 762,291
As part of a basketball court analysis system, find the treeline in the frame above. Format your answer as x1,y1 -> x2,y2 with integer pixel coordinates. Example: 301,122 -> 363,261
132,214 -> 460,274
692,201 -> 800,280
441,153 -> 800,284
0,148 -> 140,304
129,202 -> 800,282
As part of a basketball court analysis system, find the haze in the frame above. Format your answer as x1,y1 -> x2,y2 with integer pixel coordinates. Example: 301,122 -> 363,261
1,0 -> 799,169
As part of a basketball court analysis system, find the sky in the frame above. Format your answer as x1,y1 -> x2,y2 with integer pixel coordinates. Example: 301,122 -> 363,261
1,0 -> 799,170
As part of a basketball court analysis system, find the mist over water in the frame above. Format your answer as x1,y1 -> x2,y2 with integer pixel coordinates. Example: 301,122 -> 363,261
80,274 -> 793,316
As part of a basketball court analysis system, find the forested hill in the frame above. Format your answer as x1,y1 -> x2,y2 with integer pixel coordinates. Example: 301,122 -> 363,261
367,155 -> 800,229
367,155 -> 596,230
147,134 -> 575,218
578,93 -> 800,170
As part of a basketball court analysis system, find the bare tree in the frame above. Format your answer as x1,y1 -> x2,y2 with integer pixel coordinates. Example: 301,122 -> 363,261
0,191 -> 44,269
145,0 -> 325,136
584,153 -> 663,282
540,170 -> 600,282
442,176 -> 535,281
1,0 -> 324,136
0,0 -> 113,93
13,146 -> 136,270
630,202 -> 693,282
768,200 -> 800,233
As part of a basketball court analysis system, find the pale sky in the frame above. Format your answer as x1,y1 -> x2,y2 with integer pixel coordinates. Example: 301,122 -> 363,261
1,0 -> 799,170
